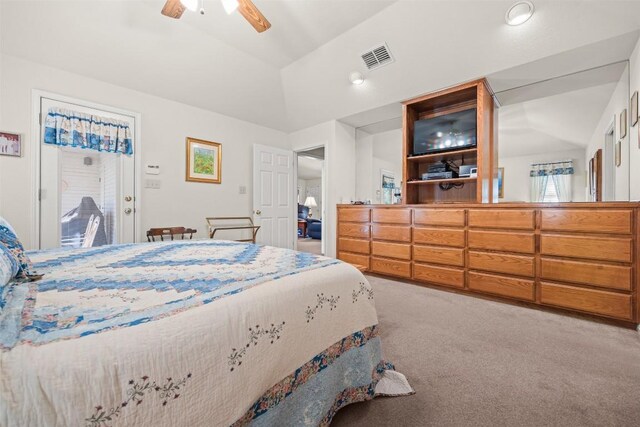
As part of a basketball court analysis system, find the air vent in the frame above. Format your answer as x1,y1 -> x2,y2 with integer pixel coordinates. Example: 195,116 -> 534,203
360,43 -> 394,70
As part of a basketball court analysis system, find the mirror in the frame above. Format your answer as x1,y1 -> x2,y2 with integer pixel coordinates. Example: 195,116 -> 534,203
491,61 -> 630,202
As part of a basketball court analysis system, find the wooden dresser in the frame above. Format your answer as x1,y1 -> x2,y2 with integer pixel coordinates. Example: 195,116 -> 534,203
337,203 -> 640,326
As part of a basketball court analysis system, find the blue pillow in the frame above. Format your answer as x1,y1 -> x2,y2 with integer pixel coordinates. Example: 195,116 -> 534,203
0,224 -> 34,279
0,242 -> 19,287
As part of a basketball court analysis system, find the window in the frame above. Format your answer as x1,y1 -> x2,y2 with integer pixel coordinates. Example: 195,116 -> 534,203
542,179 -> 560,203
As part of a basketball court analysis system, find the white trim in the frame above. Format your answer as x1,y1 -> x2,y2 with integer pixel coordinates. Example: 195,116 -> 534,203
30,89 -> 142,249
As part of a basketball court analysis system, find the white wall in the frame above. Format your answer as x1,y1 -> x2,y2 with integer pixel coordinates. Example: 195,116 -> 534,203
586,64 -> 630,201
355,128 -> 402,203
290,120 -> 356,258
630,37 -> 640,201
499,149 -> 587,203
0,54 -> 289,248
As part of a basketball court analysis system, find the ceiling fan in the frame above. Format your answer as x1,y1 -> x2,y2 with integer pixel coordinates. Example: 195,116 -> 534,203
161,0 -> 271,33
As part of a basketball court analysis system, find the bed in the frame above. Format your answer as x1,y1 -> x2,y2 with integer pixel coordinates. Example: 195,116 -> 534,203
0,240 -> 411,426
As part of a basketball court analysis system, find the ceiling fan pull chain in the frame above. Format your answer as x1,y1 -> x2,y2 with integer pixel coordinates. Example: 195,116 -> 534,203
199,0 -> 205,15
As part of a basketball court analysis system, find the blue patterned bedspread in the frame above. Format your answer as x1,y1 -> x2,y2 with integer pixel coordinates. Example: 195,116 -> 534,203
0,240 -> 338,350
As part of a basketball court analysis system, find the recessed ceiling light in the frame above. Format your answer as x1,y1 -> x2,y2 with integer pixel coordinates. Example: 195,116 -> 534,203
349,71 -> 365,85
505,1 -> 535,26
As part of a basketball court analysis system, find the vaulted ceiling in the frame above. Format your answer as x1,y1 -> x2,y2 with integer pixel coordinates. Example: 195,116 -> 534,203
2,1 -> 640,132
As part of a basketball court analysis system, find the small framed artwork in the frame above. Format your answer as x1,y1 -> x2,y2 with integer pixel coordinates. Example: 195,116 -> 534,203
380,169 -> 395,204
632,91 -> 638,127
0,131 -> 22,157
620,109 -> 627,138
615,140 -> 621,167
498,167 -> 504,199
186,137 -> 222,184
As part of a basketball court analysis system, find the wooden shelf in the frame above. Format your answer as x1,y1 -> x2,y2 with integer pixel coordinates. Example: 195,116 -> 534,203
407,148 -> 477,163
407,177 -> 477,185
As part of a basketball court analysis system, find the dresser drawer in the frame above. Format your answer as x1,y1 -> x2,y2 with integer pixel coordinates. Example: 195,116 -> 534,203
413,245 -> 464,267
413,227 -> 465,247
338,252 -> 369,270
540,234 -> 632,263
371,241 -> 411,261
338,223 -> 370,239
414,209 -> 465,227
371,257 -> 411,278
540,258 -> 632,291
372,208 -> 411,225
338,238 -> 369,255
468,251 -> 535,277
414,263 -> 464,288
468,209 -> 535,230
372,225 -> 411,242
338,208 -> 370,223
468,230 -> 535,254
540,209 -> 632,234
540,282 -> 632,320
468,272 -> 535,302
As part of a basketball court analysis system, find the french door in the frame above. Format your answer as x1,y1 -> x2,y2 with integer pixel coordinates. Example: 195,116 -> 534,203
38,96 -> 137,250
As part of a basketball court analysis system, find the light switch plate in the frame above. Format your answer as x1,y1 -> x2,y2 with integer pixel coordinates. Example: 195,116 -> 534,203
145,179 -> 161,189
239,185 -> 247,194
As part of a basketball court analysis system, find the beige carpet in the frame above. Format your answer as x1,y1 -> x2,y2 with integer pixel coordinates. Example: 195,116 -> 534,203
332,275 -> 640,427
297,238 -> 322,255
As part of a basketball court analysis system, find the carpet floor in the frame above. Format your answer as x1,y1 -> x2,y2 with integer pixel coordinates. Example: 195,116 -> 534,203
297,238 -> 322,255
332,275 -> 640,427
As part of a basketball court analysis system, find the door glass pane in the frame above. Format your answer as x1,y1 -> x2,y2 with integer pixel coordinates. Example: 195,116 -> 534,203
59,147 -> 119,248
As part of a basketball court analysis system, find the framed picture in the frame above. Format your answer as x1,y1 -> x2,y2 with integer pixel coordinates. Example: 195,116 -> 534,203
632,91 -> 638,127
498,167 -> 504,199
615,140 -> 621,167
380,169 -> 395,204
620,109 -> 627,138
186,137 -> 222,184
0,131 -> 22,157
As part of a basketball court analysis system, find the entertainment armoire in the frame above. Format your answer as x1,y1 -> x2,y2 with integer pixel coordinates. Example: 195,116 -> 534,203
337,79 -> 640,327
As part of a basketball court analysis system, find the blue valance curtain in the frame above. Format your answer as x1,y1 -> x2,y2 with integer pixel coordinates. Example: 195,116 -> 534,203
44,107 -> 133,155
530,160 -> 574,202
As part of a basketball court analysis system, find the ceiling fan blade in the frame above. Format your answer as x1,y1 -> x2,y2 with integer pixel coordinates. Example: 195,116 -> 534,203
161,0 -> 186,19
237,0 -> 271,33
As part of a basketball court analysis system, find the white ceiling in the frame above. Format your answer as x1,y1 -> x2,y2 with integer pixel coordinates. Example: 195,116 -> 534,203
297,155 -> 322,179
499,82 -> 619,158
2,1 -> 640,132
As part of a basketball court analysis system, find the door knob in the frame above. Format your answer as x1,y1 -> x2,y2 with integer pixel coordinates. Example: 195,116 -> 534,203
124,208 -> 132,215
255,210 -> 262,215
124,196 -> 132,202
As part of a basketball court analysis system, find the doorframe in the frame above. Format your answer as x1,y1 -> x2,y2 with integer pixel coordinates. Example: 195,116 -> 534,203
30,90 -> 143,249
603,117 -> 616,201
293,145 -> 327,254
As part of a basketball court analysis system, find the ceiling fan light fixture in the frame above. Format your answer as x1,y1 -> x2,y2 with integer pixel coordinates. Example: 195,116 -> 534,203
221,0 -> 239,14
180,0 -> 199,12
505,1 -> 535,26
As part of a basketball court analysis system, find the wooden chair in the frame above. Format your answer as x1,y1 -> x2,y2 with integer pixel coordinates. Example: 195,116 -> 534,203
146,227 -> 197,242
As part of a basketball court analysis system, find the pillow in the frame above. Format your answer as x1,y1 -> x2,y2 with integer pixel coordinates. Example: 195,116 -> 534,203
0,216 -> 16,235
0,242 -> 19,287
0,223 -> 34,279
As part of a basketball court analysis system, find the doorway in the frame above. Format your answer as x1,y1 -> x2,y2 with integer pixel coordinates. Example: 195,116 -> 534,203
603,119 -> 615,201
295,147 -> 325,255
34,92 -> 139,249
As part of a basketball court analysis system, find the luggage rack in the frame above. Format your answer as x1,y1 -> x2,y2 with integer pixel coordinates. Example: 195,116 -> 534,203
206,217 -> 260,243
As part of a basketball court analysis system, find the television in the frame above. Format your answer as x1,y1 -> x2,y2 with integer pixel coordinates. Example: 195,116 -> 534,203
413,108 -> 477,156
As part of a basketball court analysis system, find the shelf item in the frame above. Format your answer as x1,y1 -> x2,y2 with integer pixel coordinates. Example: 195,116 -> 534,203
402,79 -> 497,204
407,177 -> 476,185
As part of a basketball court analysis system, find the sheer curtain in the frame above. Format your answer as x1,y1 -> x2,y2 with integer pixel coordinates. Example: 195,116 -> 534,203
550,161 -> 574,202
529,164 -> 550,202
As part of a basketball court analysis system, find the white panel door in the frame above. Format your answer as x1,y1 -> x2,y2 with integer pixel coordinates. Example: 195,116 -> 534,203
253,144 -> 294,249
39,96 -> 136,249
